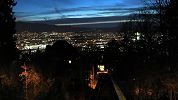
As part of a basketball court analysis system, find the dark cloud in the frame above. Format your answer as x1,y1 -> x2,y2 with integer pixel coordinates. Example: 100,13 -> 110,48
99,7 -> 141,13
99,10 -> 135,16
15,12 -> 37,18
15,3 -> 142,21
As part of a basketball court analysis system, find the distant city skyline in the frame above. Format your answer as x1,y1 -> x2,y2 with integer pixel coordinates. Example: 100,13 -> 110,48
14,0 -> 143,22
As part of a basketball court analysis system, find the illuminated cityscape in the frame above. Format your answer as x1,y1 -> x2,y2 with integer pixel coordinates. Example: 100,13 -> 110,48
1,0 -> 178,100
15,31 -> 123,50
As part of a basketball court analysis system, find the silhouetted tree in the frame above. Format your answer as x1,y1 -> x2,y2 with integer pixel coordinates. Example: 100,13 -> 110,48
0,0 -> 17,65
165,0 -> 178,37
164,0 -> 178,72
142,0 -> 170,32
104,39 -> 120,67
140,0 -> 176,64
43,40 -> 78,77
41,40 -> 85,100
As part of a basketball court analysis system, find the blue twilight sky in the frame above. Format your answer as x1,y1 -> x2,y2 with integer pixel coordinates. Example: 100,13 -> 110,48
14,0 -> 143,21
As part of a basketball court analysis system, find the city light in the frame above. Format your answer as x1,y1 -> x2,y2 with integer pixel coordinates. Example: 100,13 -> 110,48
135,32 -> 141,40
14,31 -> 121,50
24,44 -> 46,50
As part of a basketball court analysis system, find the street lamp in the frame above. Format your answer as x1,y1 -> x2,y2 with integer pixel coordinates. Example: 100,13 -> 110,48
69,60 -> 72,64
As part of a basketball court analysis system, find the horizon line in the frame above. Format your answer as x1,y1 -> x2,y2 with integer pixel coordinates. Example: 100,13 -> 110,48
55,20 -> 142,26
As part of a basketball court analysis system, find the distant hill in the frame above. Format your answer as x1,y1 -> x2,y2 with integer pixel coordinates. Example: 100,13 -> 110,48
15,22 -> 91,33
15,15 -> 136,33
16,21 -> 121,33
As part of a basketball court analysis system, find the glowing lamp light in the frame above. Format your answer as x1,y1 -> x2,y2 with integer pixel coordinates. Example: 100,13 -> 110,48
69,60 -> 72,64
98,65 -> 105,71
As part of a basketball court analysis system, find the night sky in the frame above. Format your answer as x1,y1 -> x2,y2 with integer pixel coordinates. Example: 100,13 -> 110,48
14,0 -> 143,21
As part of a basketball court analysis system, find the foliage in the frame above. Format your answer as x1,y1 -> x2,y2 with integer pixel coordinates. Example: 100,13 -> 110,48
131,70 -> 178,100
19,65 -> 53,100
